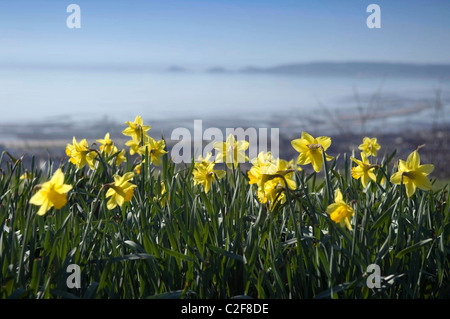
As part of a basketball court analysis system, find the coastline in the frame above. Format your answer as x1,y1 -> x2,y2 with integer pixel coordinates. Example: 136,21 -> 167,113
1,112 -> 449,179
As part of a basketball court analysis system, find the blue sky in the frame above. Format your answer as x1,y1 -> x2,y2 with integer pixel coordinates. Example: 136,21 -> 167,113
1,0 -> 450,69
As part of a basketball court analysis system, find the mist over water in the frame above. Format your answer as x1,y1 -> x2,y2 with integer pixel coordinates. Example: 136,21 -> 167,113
0,67 -> 449,138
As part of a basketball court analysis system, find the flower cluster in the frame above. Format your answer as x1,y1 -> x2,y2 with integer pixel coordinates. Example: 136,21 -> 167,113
30,116 -> 167,215
122,115 -> 168,167
28,116 -> 436,232
248,152 -> 299,211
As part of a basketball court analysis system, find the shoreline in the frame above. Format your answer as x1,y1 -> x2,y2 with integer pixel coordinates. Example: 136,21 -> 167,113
1,115 -> 449,179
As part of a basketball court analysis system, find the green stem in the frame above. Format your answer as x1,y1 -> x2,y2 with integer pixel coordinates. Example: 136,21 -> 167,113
92,149 -> 111,182
321,146 -> 333,204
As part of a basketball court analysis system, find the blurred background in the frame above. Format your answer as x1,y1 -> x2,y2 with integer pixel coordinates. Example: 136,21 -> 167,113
0,0 -> 449,176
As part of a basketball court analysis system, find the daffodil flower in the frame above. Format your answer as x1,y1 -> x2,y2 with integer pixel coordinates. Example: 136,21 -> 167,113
261,160 -> 301,210
66,137 -> 97,170
138,137 -> 168,166
275,159 -> 300,190
97,133 -> 126,166
105,172 -> 137,210
213,134 -> 249,169
113,147 -> 127,166
192,153 -> 226,193
125,138 -> 142,155
258,158 -> 298,193
97,133 -> 114,155
350,152 -> 377,187
358,137 -> 381,157
326,188 -> 354,230
248,152 -> 299,210
257,179 -> 284,210
29,168 -> 72,216
122,115 -> 151,143
390,150 -> 434,198
291,132 -> 333,172
248,151 -> 278,186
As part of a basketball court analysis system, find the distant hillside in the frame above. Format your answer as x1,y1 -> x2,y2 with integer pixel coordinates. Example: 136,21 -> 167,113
239,62 -> 450,78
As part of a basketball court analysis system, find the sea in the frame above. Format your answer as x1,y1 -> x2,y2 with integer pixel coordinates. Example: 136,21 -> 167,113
0,67 -> 449,141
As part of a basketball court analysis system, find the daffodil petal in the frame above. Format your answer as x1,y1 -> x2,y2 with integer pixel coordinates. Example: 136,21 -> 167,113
417,164 -> 434,175
310,151 -> 323,172
214,170 -> 226,180
291,139 -> 308,153
390,172 -> 403,185
316,136 -> 331,150
334,189 -> 344,203
405,181 -> 416,198
368,170 -> 377,182
406,150 -> 420,170
301,132 -> 315,144
30,191 -> 46,206
413,173 -> 432,191
37,200 -> 51,216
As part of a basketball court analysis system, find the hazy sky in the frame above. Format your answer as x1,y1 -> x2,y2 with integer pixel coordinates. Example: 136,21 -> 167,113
1,0 -> 450,69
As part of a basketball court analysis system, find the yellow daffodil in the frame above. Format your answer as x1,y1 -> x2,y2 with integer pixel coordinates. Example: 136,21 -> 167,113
122,115 -> 151,142
358,137 -> 381,157
29,168 -> 72,216
350,152 -> 377,187
105,172 -> 137,210
258,178 -> 293,211
248,152 -> 299,210
138,137 -> 168,166
248,151 -> 278,186
125,138 -> 142,155
291,132 -> 333,172
96,133 -> 126,166
97,133 -> 114,155
111,147 -> 126,166
275,159 -> 300,190
214,134 -> 249,169
390,150 -> 434,198
257,179 -> 284,210
261,160 -> 300,210
258,158 -> 298,194
66,137 -> 97,170
326,189 -> 354,230
196,152 -> 214,166
192,153 -> 226,193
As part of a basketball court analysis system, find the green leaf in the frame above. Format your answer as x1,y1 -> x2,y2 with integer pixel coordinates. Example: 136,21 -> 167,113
146,290 -> 196,299
105,253 -> 156,263
313,282 -> 353,299
207,244 -> 244,263
124,240 -> 147,253
160,246 -> 194,263
395,238 -> 434,259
